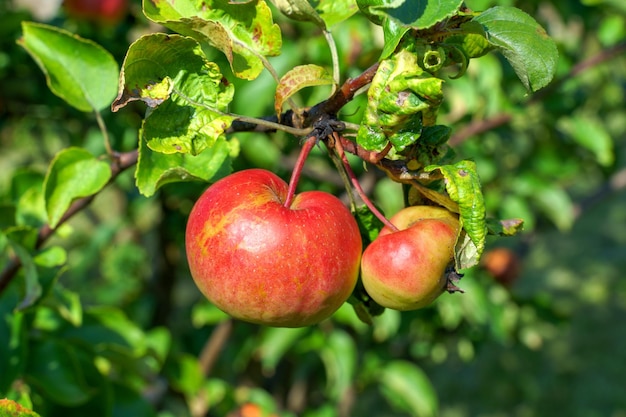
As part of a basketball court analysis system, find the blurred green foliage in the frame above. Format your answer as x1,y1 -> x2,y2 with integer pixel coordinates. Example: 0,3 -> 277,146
1,0 -> 625,416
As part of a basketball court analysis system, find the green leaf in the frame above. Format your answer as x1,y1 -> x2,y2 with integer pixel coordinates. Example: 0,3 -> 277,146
311,0 -> 358,27
135,134 -> 234,197
0,305 -> 27,394
168,353 -> 204,397
380,18 -> 410,59
424,160 -> 487,269
5,228 -> 41,310
18,22 -> 119,112
354,204 -> 384,244
257,327 -> 310,374
43,147 -> 112,229
473,6 -> 558,92
445,21 -> 492,59
113,34 -> 235,156
379,360 -> 438,417
44,284 -> 82,327
357,0 -> 463,29
275,64 -> 334,116
191,302 -> 230,327
319,330 -> 356,401
532,183 -> 574,231
558,115 -> 614,167
143,0 -> 282,80
12,172 -> 47,229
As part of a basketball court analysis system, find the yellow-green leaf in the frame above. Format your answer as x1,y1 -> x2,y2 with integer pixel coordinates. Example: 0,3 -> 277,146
274,64 -> 334,116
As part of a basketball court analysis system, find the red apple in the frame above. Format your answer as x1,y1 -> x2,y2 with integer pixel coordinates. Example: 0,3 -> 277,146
361,206 -> 460,310
185,169 -> 362,327
64,0 -> 128,25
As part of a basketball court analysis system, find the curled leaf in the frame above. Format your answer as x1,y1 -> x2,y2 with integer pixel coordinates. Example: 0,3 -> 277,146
275,64 -> 334,117
424,160 -> 486,269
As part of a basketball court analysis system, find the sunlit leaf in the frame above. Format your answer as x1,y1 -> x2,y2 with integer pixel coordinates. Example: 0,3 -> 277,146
425,160 -> 487,269
135,134 -> 235,197
357,0 -> 463,29
312,0 -> 358,27
43,147 -> 112,229
143,0 -> 282,80
113,34 -> 235,156
19,22 -> 118,112
474,6 -> 558,92
275,64 -> 334,116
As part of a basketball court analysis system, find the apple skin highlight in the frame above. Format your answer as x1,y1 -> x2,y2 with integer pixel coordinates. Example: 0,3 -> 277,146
185,169 -> 362,327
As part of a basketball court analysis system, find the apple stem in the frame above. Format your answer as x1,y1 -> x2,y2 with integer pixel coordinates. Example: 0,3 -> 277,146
332,133 -> 399,232
284,136 -> 317,208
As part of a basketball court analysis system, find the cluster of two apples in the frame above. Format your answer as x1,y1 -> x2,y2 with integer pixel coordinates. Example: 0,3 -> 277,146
185,169 -> 460,327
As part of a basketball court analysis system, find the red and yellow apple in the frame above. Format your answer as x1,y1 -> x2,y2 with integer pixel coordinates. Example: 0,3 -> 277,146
360,205 -> 460,310
185,169 -> 362,327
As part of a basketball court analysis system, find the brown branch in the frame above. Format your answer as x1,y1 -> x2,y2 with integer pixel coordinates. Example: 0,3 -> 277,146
0,150 -> 139,294
448,113 -> 513,146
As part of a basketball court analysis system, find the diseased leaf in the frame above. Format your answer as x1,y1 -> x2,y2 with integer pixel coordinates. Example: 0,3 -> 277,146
0,399 -> 41,417
275,64 -> 334,116
474,6 -> 558,92
135,134 -> 235,197
357,49 -> 443,152
43,147 -> 112,228
486,218 -> 524,236
113,34 -> 235,156
424,160 -> 486,269
18,22 -> 118,112
143,0 -> 282,80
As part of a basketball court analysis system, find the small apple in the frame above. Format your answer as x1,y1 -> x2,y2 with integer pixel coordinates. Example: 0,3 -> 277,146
185,169 -> 362,327
481,247 -> 521,287
361,205 -> 460,310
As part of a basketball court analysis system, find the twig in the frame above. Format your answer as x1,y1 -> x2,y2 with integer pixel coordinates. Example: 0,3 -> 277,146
332,132 -> 398,231
448,41 -> 626,146
284,136 -> 317,207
